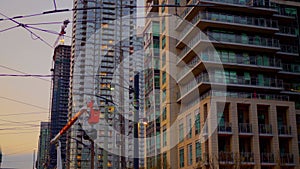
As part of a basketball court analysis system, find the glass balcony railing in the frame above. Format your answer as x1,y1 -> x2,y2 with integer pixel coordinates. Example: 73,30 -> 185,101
278,25 -> 298,36
240,152 -> 254,163
179,11 -> 278,40
259,124 -> 273,135
178,31 -> 280,61
180,0 -> 276,20
238,123 -> 252,134
177,52 -> 281,80
273,5 -> 297,17
180,73 -> 283,96
261,153 -> 275,163
280,153 -> 294,164
179,0 -> 200,19
278,125 -> 292,135
218,122 -> 232,133
208,31 -> 280,48
282,63 -> 300,73
177,32 -> 208,60
218,151 -> 234,163
279,44 -> 299,55
212,90 -> 289,101
145,0 -> 158,14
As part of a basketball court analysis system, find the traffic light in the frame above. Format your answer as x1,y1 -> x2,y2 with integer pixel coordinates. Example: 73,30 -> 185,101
108,106 -> 115,113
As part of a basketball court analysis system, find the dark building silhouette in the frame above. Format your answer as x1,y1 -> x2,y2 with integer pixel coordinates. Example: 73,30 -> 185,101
49,45 -> 71,169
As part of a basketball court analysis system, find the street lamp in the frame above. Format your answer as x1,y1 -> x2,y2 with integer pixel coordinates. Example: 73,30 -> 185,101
109,73 -> 141,169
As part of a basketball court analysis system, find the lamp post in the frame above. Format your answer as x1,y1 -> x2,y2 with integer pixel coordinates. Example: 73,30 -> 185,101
111,72 -> 140,169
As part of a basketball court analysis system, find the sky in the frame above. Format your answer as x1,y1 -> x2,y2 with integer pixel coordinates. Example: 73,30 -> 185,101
0,0 -> 144,168
0,0 -> 71,168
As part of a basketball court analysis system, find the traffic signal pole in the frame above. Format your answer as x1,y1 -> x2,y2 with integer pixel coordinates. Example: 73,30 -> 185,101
133,73 -> 139,169
103,100 -> 108,169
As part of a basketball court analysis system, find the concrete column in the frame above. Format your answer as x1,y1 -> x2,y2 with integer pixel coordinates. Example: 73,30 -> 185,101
230,101 -> 239,154
251,102 -> 261,169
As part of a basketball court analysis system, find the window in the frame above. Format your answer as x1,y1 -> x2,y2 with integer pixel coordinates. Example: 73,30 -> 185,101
186,114 -> 192,138
162,17 -> 166,33
161,52 -> 166,67
163,125 -> 167,147
188,144 -> 193,165
162,35 -> 166,49
154,75 -> 160,88
161,0 -> 166,13
162,107 -> 167,121
161,88 -> 166,103
179,122 -> 184,142
152,22 -> 160,36
195,109 -> 200,135
156,131 -> 161,149
196,141 -> 202,162
162,71 -> 166,85
179,148 -> 184,168
163,152 -> 167,169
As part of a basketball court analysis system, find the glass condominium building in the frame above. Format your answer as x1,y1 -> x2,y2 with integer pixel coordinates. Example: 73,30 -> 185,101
67,0 -> 141,168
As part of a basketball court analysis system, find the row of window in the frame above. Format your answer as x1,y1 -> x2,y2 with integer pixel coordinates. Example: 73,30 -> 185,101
179,141 -> 202,168
179,109 -> 201,142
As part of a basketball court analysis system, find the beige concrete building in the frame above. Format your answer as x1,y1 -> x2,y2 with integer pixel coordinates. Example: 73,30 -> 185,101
144,0 -> 300,169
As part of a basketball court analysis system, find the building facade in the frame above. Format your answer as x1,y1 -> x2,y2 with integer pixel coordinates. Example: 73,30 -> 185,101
67,0 -> 141,168
37,122 -> 50,169
144,0 -> 300,168
49,45 -> 71,168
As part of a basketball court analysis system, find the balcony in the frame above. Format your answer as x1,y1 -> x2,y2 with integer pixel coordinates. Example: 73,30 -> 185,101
180,73 -> 284,98
212,90 -> 289,101
273,5 -> 297,19
177,31 -> 280,62
177,51 -> 281,81
240,152 -> 255,164
199,0 -> 276,15
239,123 -> 253,135
218,151 -> 234,164
281,63 -> 300,75
278,125 -> 292,137
178,0 -> 201,23
261,152 -> 275,164
145,0 -> 158,15
218,122 -> 232,134
179,11 -> 279,39
277,25 -> 298,37
258,124 -> 273,136
277,44 -> 299,56
280,153 -> 294,165
207,31 -> 280,52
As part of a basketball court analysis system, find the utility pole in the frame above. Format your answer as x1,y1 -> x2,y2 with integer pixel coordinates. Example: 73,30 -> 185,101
32,150 -> 35,169
91,139 -> 94,169
103,100 -> 108,169
133,73 -> 139,169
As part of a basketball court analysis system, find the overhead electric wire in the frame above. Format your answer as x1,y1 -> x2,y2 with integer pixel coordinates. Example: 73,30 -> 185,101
0,126 -> 40,131
0,64 -> 51,82
5,147 -> 37,156
0,4 -> 213,22
0,25 -> 20,33
0,96 -> 48,111
0,119 -> 42,125
0,111 -> 48,117
0,12 -> 53,48
1,131 -> 38,135
53,0 -> 57,10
